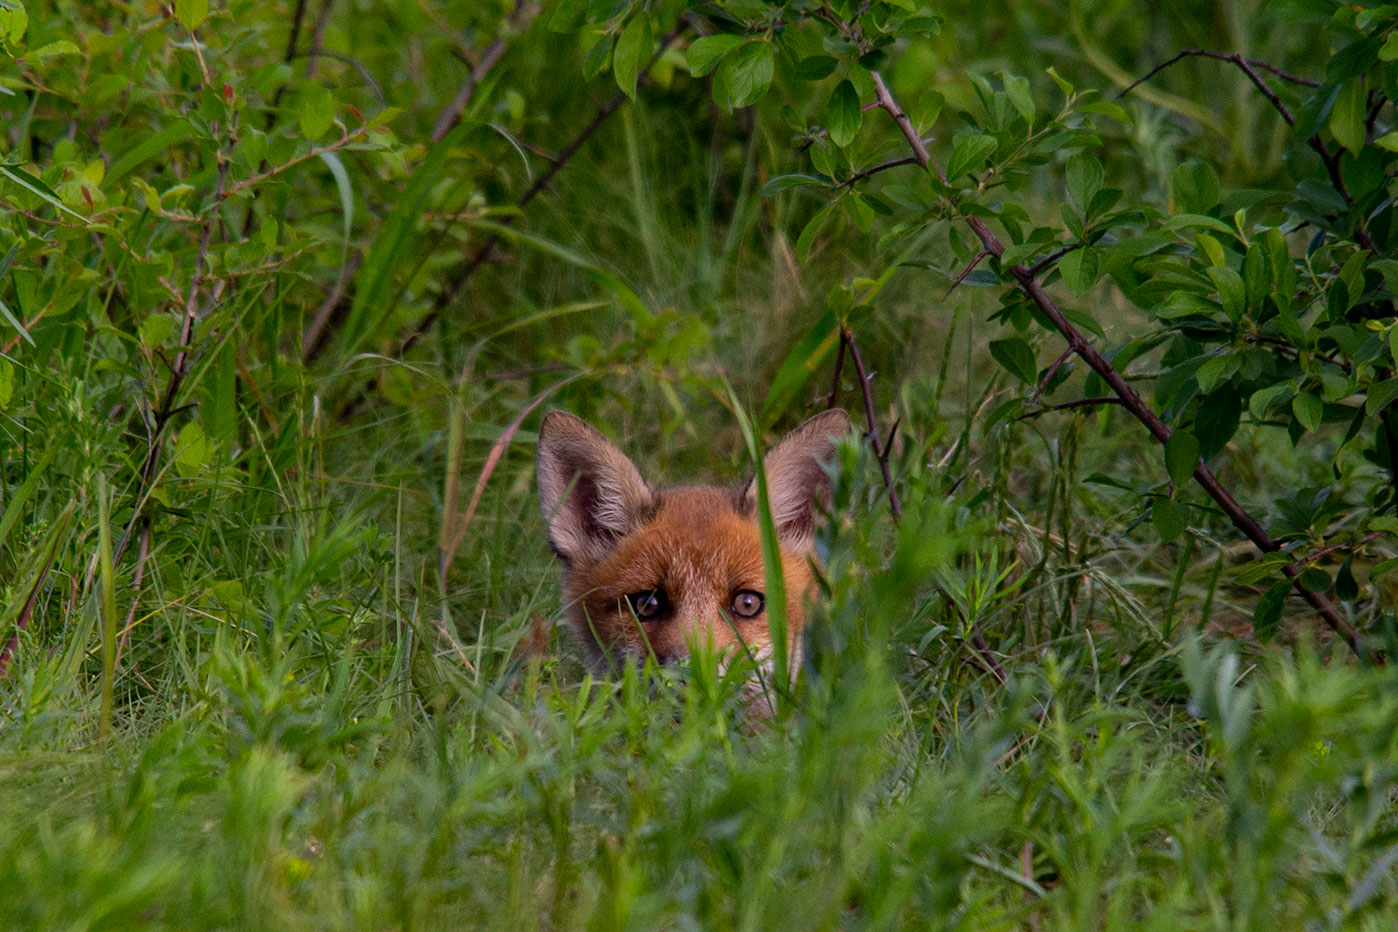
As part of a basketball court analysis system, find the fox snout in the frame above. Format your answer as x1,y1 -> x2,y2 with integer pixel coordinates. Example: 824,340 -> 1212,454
536,409 -> 852,673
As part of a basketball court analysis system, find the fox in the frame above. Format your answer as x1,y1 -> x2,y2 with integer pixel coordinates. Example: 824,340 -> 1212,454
536,408 -> 853,675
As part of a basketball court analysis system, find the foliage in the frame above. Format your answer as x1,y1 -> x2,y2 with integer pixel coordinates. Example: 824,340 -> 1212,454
0,0 -> 1396,927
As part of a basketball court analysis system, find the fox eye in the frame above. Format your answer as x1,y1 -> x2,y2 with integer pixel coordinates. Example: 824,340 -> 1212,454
625,589 -> 666,621
730,590 -> 764,619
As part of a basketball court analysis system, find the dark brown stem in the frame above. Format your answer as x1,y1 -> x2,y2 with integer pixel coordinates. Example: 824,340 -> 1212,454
839,155 -> 918,188
1030,346 -> 1074,404
841,328 -> 902,517
115,520 -> 151,668
825,334 -> 847,410
1286,530 -> 1385,575
838,324 -> 1007,683
116,120 -> 235,566
432,0 -> 537,143
944,248 -> 988,297
1117,49 -> 1313,116
305,0 -> 335,78
1017,396 -> 1124,420
402,25 -> 688,353
1026,243 -> 1083,278
870,69 -> 1372,662
0,541 -> 59,678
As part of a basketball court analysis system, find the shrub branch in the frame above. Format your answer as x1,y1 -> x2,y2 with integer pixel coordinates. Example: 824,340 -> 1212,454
868,71 -> 1372,661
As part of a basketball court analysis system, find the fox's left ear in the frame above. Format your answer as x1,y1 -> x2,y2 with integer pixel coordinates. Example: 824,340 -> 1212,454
743,408 -> 853,553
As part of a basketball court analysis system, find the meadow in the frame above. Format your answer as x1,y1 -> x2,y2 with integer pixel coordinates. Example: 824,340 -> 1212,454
2,0 -> 1398,928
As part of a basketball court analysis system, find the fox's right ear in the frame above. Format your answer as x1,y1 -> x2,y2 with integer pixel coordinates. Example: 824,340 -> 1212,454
537,411 -> 656,564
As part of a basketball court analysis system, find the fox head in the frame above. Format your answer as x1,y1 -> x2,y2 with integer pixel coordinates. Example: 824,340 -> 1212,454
536,408 -> 852,672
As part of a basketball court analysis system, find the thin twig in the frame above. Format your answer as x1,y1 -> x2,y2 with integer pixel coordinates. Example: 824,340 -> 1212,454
1285,530 -> 1385,575
1017,396 -> 1124,420
944,248 -> 988,297
1030,346 -> 1074,404
836,324 -> 1008,683
432,0 -> 539,143
115,118 -> 235,566
839,154 -> 918,188
825,334 -> 847,411
305,0 -> 335,78
1026,243 -> 1082,278
114,520 -> 151,668
0,542 -> 59,678
1117,49 -> 1315,108
841,328 -> 902,518
870,69 -> 1371,661
218,126 -> 367,200
402,25 -> 688,352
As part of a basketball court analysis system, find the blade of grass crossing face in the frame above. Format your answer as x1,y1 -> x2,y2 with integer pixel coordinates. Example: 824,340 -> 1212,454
727,385 -> 790,712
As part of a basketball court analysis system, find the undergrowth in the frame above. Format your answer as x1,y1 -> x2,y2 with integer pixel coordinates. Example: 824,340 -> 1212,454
0,0 -> 1396,928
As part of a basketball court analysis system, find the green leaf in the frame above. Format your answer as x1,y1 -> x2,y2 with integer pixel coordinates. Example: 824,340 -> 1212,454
0,0 -> 27,45
946,133 -> 997,180
548,0 -> 589,32
1153,497 -> 1186,542
174,0 -> 208,29
174,422 -> 211,476
1297,566 -> 1332,592
761,309 -> 840,422
1058,247 -> 1098,293
1292,392 -> 1323,433
1372,556 -> 1398,582
0,446 -> 56,549
1336,557 -> 1359,600
794,55 -> 837,80
104,120 -> 194,190
989,337 -> 1037,384
715,41 -> 773,108
299,83 -> 335,141
1161,213 -> 1234,235
1066,153 -> 1103,213
1207,266 -> 1245,322
1164,429 -> 1199,486
0,356 -> 11,409
140,313 -> 176,349
1329,77 -> 1366,155
1195,354 -> 1239,394
760,174 -> 828,196
1000,71 -> 1034,123
0,163 -> 90,221
1173,160 -> 1220,213
1253,580 -> 1290,641
1366,377 -> 1398,416
827,80 -> 862,148
1383,32 -> 1398,62
796,200 -> 837,263
613,14 -> 652,100
1249,383 -> 1291,420
1196,388 -> 1241,459
687,34 -> 745,77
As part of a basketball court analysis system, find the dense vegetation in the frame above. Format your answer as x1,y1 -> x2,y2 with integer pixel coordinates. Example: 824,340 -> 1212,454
3,0 -> 1398,927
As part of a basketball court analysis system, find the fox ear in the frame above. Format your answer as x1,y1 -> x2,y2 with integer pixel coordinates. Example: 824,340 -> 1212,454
744,408 -> 853,552
537,411 -> 656,564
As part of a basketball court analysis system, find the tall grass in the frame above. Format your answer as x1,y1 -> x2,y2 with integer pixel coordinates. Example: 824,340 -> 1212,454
0,0 -> 1395,927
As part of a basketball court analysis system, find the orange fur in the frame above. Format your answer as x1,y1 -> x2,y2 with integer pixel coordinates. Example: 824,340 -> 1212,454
536,410 -> 850,672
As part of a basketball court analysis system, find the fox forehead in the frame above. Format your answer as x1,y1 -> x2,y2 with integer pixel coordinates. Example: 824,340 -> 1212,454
575,486 -> 766,597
